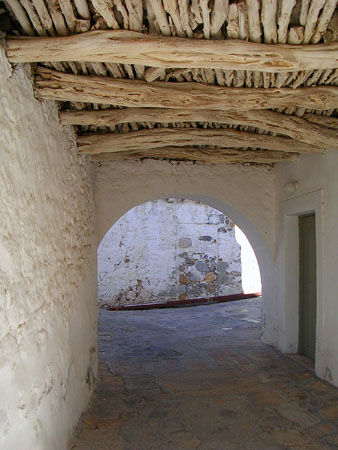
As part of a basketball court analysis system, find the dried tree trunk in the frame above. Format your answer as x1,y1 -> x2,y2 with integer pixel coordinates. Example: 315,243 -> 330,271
34,68 -> 338,112
77,127 -> 322,154
6,31 -> 338,73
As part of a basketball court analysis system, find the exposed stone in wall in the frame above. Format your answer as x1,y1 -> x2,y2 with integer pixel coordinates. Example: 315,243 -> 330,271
98,199 -> 248,307
0,47 -> 97,450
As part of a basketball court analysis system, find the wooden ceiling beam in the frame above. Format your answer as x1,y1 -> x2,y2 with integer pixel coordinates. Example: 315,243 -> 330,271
90,147 -> 300,164
60,108 -> 338,148
6,30 -> 338,72
35,68 -> 338,111
303,113 -> 338,130
77,127 -> 323,155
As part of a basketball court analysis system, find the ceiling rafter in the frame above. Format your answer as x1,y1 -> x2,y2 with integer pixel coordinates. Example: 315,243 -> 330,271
6,30 -> 338,72
76,127 -> 324,155
35,68 -> 338,111
2,0 -> 338,165
60,108 -> 338,148
90,147 -> 300,164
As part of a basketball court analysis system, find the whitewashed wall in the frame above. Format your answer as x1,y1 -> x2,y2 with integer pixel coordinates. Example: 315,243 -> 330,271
98,199 -> 259,307
275,151 -> 338,388
0,48 -> 97,450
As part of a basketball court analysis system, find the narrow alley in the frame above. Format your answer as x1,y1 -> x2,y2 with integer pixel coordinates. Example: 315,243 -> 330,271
72,299 -> 338,449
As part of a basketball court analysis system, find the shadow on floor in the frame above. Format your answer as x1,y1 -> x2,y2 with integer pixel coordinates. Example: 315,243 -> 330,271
72,298 -> 338,450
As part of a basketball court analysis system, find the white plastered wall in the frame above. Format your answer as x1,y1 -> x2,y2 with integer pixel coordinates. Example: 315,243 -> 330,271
95,159 -> 277,344
0,47 -> 98,450
275,151 -> 338,388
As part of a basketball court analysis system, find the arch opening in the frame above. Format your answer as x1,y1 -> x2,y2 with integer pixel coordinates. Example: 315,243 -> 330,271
97,197 -> 263,310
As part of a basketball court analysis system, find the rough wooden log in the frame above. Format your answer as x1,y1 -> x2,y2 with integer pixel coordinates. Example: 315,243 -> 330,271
114,0 -> 129,29
238,2 -> 249,41
200,0 -> 211,39
288,26 -> 305,44
277,0 -> 296,44
178,0 -> 193,37
312,0 -> 338,44
32,0 -> 55,36
20,0 -> 46,36
76,127 -> 323,155
59,107 -> 338,148
58,0 -> 78,34
145,0 -> 160,34
300,0 -> 311,26
246,0 -> 261,42
165,68 -> 191,81
144,67 -> 166,82
4,0 -> 35,36
191,0 -> 202,24
90,147 -> 300,163
304,0 -> 326,44
125,0 -> 143,32
73,0 -> 90,20
74,18 -> 91,33
91,0 -> 119,29
211,0 -> 228,38
46,0 -> 68,36
303,113 -> 338,129
35,68 -> 338,111
323,9 -> 338,43
163,0 -> 185,37
261,0 -> 278,44
149,0 -> 171,36
227,3 -> 242,39
6,30 -> 338,72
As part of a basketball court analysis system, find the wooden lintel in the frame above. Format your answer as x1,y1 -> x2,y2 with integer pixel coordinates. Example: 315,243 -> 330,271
90,147 -> 300,164
77,127 -> 323,155
60,108 -> 338,148
35,68 -> 338,111
6,30 -> 338,72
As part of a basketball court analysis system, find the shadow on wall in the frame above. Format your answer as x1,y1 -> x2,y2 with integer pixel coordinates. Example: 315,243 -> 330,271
98,199 -> 261,308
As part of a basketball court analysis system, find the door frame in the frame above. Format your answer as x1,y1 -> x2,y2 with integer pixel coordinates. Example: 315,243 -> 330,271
278,190 -> 324,377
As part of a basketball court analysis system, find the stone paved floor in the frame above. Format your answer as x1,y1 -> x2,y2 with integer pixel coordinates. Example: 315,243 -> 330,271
72,299 -> 338,449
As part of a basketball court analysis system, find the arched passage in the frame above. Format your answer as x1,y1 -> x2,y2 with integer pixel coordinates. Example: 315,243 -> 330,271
95,157 -> 278,346
98,197 -> 261,307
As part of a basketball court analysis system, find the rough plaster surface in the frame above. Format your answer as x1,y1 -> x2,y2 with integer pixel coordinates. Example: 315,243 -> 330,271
95,159 -> 277,343
275,152 -> 338,388
98,199 -> 247,307
0,47 -> 97,450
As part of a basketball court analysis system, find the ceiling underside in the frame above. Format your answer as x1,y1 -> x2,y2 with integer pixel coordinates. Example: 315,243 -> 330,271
1,0 -> 338,165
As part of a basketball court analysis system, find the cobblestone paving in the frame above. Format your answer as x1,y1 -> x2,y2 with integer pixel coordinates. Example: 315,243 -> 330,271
72,299 -> 338,449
